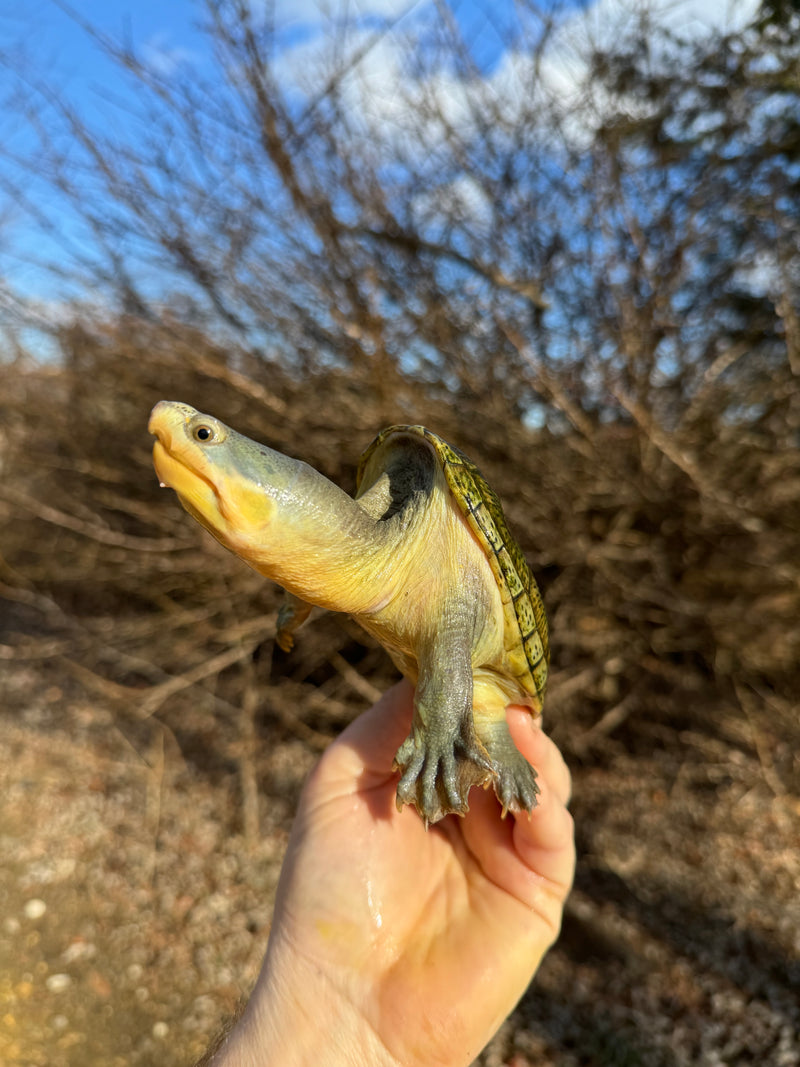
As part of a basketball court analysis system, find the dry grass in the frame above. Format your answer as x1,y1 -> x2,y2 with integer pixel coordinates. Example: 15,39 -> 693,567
1,320 -> 798,1065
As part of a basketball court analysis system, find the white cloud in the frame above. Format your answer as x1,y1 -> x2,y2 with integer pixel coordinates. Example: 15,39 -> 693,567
141,33 -> 197,76
271,0 -> 423,27
560,0 -> 759,47
411,173 -> 492,228
535,0 -> 761,101
274,0 -> 763,158
483,0 -> 762,146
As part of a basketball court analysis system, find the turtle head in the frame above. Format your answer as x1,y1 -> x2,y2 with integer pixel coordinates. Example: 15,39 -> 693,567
148,401 -> 381,612
148,400 -> 294,559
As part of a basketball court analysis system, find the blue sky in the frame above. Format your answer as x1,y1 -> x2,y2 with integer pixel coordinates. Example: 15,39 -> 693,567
0,0 -> 760,312
2,0 -> 210,112
4,0 -> 756,122
0,0 -> 556,301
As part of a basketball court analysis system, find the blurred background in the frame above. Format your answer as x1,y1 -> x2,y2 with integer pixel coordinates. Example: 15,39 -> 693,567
0,0 -> 798,1063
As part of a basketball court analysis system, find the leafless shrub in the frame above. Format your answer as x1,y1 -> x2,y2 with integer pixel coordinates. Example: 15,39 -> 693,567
0,1 -> 797,793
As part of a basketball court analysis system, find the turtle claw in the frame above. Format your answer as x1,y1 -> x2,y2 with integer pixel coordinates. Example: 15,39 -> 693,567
481,724 -> 540,816
393,728 -> 496,825
494,754 -> 540,817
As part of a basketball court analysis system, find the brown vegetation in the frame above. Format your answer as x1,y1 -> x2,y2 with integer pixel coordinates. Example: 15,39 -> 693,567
0,1 -> 798,1063
1,309 -> 798,1065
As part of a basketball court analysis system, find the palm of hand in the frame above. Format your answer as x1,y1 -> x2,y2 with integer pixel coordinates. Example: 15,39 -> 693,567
265,682 -> 574,1067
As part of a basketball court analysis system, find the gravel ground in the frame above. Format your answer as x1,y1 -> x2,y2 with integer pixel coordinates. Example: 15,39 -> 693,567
1,666 -> 798,1066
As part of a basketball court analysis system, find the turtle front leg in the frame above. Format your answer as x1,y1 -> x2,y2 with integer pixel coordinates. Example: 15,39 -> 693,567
393,635 -> 496,826
275,592 -> 313,652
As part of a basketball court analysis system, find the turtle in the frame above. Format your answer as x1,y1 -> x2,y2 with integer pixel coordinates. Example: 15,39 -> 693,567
148,400 -> 549,826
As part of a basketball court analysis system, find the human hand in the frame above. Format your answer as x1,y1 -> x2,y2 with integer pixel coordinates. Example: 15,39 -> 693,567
209,680 -> 574,1067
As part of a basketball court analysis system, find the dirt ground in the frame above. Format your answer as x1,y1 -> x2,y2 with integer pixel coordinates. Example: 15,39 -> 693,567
1,652 -> 797,1067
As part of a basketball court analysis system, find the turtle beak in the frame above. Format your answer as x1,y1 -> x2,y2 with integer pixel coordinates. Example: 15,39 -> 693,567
149,400 -> 196,445
148,401 -> 219,512
148,400 -> 276,551
149,403 -> 174,487
149,402 -> 185,488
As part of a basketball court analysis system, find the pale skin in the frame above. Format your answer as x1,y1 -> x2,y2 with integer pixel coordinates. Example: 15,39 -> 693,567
203,681 -> 574,1067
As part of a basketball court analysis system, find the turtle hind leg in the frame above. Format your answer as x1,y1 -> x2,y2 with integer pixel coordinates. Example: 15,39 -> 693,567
391,577 -> 514,825
478,718 -> 540,816
393,723 -> 495,826
393,623 -> 496,826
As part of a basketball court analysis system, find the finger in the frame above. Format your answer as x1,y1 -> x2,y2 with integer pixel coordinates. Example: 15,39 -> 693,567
319,679 -> 414,785
510,783 -> 575,891
506,706 -> 572,808
459,776 -> 574,917
513,801 -> 575,948
503,708 -> 575,895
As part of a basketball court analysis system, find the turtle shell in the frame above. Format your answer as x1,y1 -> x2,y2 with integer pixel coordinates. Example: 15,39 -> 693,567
357,425 -> 549,708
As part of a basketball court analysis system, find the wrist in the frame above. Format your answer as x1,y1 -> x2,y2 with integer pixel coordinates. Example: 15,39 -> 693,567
207,938 -> 400,1067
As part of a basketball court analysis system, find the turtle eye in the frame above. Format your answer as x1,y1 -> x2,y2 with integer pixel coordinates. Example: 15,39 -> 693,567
193,424 -> 215,443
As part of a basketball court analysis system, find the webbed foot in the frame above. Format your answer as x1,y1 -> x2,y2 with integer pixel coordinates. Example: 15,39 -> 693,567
481,721 -> 540,816
494,751 -> 539,816
393,724 -> 496,826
